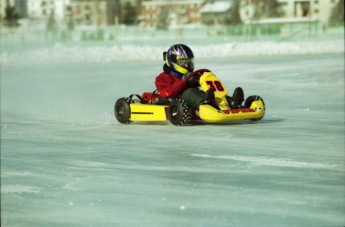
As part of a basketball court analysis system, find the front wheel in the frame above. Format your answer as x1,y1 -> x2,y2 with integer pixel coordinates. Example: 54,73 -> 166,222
114,98 -> 132,124
244,95 -> 265,121
168,99 -> 190,126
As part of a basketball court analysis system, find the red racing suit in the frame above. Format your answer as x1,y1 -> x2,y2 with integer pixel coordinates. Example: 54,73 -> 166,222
155,71 -> 185,98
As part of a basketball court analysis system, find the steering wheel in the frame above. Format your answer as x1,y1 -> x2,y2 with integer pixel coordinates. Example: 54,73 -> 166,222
183,68 -> 211,86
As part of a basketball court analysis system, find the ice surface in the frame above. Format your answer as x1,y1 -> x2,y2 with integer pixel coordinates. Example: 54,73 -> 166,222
1,36 -> 344,226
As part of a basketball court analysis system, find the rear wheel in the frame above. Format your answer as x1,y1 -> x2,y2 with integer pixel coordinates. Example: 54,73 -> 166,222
114,98 -> 132,124
168,99 -> 190,126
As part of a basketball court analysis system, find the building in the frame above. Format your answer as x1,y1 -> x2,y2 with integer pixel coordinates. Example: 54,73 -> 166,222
278,0 -> 339,23
239,0 -> 340,24
138,0 -> 204,28
69,0 -> 107,26
14,0 -> 27,18
106,0 -> 120,25
24,0 -> 70,23
0,0 -> 108,27
200,1 -> 232,25
1,0 -> 340,28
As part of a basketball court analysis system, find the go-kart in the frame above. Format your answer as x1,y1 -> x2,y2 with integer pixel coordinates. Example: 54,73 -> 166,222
114,69 -> 265,126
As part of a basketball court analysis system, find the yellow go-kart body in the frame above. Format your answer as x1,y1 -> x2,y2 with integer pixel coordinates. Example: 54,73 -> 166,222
115,70 -> 265,125
129,103 -> 168,122
128,100 -> 265,123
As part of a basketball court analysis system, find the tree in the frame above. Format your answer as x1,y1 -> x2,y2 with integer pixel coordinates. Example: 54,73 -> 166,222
4,0 -> 19,27
330,0 -> 344,22
107,0 -> 121,25
156,6 -> 169,30
122,1 -> 136,25
229,0 -> 242,24
252,0 -> 284,19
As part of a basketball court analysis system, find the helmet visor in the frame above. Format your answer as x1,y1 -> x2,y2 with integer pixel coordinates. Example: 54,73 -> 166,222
177,58 -> 194,72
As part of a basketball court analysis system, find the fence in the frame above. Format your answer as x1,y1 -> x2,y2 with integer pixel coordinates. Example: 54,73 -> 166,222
1,19 -> 343,47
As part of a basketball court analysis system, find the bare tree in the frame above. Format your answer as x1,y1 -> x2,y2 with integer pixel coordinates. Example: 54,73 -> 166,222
4,0 -> 19,27
122,1 -> 137,25
229,0 -> 242,24
252,0 -> 284,19
156,6 -> 169,30
330,0 -> 344,22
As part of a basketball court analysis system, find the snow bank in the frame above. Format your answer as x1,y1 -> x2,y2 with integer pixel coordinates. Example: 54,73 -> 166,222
1,40 -> 343,66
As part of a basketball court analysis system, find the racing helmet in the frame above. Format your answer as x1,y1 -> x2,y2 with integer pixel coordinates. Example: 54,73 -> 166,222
163,44 -> 194,75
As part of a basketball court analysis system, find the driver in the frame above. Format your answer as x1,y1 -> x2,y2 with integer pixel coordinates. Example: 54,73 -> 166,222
155,44 -> 218,109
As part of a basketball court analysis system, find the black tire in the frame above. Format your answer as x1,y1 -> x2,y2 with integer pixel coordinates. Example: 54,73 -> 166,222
114,98 -> 132,124
168,99 -> 190,126
244,95 -> 265,121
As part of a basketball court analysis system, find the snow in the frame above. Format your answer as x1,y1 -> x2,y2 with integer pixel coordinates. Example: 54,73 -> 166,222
200,1 -> 232,13
1,40 -> 343,66
1,29 -> 344,226
248,17 -> 319,24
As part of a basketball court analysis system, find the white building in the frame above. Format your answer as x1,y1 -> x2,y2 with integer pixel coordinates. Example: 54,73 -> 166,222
138,0 -> 203,28
240,0 -> 340,24
26,0 -> 70,22
278,0 -> 339,23
200,1 -> 232,25
68,0 -> 108,26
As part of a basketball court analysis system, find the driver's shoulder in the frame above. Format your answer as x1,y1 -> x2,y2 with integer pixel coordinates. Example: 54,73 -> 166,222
157,72 -> 180,81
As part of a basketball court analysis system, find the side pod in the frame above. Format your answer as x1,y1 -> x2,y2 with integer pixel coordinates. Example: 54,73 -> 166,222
199,100 -> 265,122
129,103 -> 169,121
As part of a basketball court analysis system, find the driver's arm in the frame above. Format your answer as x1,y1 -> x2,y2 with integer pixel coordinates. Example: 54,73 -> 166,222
155,74 -> 185,97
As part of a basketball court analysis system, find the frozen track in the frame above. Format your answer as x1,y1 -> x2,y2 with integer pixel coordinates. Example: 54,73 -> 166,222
1,53 -> 344,226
